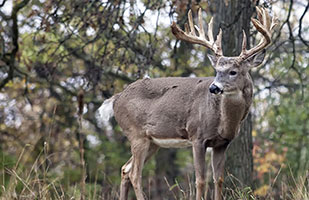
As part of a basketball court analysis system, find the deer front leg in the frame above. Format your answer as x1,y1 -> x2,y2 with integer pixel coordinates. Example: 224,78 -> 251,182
192,141 -> 206,200
212,144 -> 228,200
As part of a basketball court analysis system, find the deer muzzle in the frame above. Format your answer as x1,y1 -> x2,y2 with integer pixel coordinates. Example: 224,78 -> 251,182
209,83 -> 223,94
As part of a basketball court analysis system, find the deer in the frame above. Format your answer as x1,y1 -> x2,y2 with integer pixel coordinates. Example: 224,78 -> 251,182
98,6 -> 277,200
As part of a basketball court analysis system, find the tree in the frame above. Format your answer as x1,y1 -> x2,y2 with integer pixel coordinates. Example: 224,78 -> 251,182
210,0 -> 255,191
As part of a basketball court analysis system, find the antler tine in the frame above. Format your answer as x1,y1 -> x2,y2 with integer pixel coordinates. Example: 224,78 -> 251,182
207,17 -> 214,43
184,23 -> 189,34
241,30 -> 247,54
256,7 -> 263,25
264,8 -> 271,30
270,13 -> 278,31
238,6 -> 277,61
171,9 -> 223,57
214,28 -> 223,56
197,8 -> 205,39
188,10 -> 196,36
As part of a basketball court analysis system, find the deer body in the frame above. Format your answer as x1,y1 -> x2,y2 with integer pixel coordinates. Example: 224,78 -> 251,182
114,76 -> 250,147
102,63 -> 256,200
98,7 -> 276,200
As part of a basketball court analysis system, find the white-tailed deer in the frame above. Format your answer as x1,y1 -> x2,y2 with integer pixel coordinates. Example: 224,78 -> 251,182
98,7 -> 277,200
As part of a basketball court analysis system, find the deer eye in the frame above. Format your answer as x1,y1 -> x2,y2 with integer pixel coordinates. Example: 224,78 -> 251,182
229,71 -> 237,76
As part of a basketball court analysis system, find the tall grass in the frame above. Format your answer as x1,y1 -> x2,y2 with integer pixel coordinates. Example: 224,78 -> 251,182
1,143 -> 62,199
1,140 -> 308,200
1,149 -> 308,200
0,142 -> 106,200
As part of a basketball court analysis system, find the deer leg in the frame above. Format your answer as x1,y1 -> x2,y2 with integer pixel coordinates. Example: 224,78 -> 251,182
120,157 -> 133,200
212,144 -> 228,200
129,138 -> 151,200
120,143 -> 158,200
192,142 -> 206,200
145,143 -> 159,163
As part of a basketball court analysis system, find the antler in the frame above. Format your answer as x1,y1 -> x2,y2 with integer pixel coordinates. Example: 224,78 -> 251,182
171,9 -> 223,57
238,6 -> 277,61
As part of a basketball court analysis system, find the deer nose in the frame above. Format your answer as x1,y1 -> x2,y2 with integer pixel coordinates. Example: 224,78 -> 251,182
209,84 -> 223,94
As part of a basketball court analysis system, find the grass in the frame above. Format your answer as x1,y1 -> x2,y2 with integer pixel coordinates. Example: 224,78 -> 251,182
1,144 -> 308,200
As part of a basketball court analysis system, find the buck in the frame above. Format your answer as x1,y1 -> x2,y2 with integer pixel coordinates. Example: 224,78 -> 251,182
98,7 -> 276,200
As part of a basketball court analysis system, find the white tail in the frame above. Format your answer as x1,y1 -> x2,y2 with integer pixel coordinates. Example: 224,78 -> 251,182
98,96 -> 115,123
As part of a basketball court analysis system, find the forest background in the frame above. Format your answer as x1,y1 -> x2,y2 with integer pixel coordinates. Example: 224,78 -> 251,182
0,0 -> 308,199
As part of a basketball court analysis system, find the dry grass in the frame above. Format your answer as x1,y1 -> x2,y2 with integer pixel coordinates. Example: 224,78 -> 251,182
1,145 -> 308,200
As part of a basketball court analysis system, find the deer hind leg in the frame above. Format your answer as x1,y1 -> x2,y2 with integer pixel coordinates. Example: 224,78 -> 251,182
120,157 -> 133,200
128,137 -> 155,200
212,144 -> 228,200
120,143 -> 159,200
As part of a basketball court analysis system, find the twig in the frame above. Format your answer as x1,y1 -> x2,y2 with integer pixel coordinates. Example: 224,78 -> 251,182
286,0 -> 304,100
0,0 -> 30,90
0,0 -> 7,7
298,1 -> 309,47
265,165 -> 283,200
164,176 -> 178,200
77,89 -> 86,200
5,168 -> 36,197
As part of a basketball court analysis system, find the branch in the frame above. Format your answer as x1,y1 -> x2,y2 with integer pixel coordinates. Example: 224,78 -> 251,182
63,43 -> 134,83
0,0 -> 31,90
11,0 -> 31,54
298,1 -> 309,47
12,0 -> 31,13
286,0 -> 304,99
0,0 -> 6,7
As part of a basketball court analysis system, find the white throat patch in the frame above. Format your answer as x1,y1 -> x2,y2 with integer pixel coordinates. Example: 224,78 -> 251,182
223,90 -> 243,97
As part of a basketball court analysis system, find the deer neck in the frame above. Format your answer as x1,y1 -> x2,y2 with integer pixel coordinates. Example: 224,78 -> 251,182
218,86 -> 250,140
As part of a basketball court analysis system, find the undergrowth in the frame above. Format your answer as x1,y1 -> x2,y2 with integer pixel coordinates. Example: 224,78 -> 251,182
1,145 -> 308,200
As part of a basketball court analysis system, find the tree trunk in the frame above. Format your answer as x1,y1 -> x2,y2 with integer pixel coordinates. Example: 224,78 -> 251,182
210,0 -> 255,190
152,149 -> 179,200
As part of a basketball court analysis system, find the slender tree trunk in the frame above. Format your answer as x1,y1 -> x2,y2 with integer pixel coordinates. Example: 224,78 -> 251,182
152,149 -> 179,200
210,0 -> 255,190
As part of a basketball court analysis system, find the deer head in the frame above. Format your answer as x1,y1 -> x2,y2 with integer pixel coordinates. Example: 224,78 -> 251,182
171,7 -> 277,95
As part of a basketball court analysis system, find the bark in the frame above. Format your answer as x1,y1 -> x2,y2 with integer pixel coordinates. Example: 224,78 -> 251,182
225,114 -> 253,188
210,0 -> 254,190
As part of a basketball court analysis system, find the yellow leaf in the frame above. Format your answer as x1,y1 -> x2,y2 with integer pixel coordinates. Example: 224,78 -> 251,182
254,185 -> 270,197
252,130 -> 257,137
256,163 -> 271,174
0,124 -> 6,130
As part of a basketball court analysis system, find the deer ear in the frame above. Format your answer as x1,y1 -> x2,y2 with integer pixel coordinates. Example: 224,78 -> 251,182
246,49 -> 266,68
207,54 -> 218,67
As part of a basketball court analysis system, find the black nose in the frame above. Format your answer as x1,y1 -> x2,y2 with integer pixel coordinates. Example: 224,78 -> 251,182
209,84 -> 223,94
